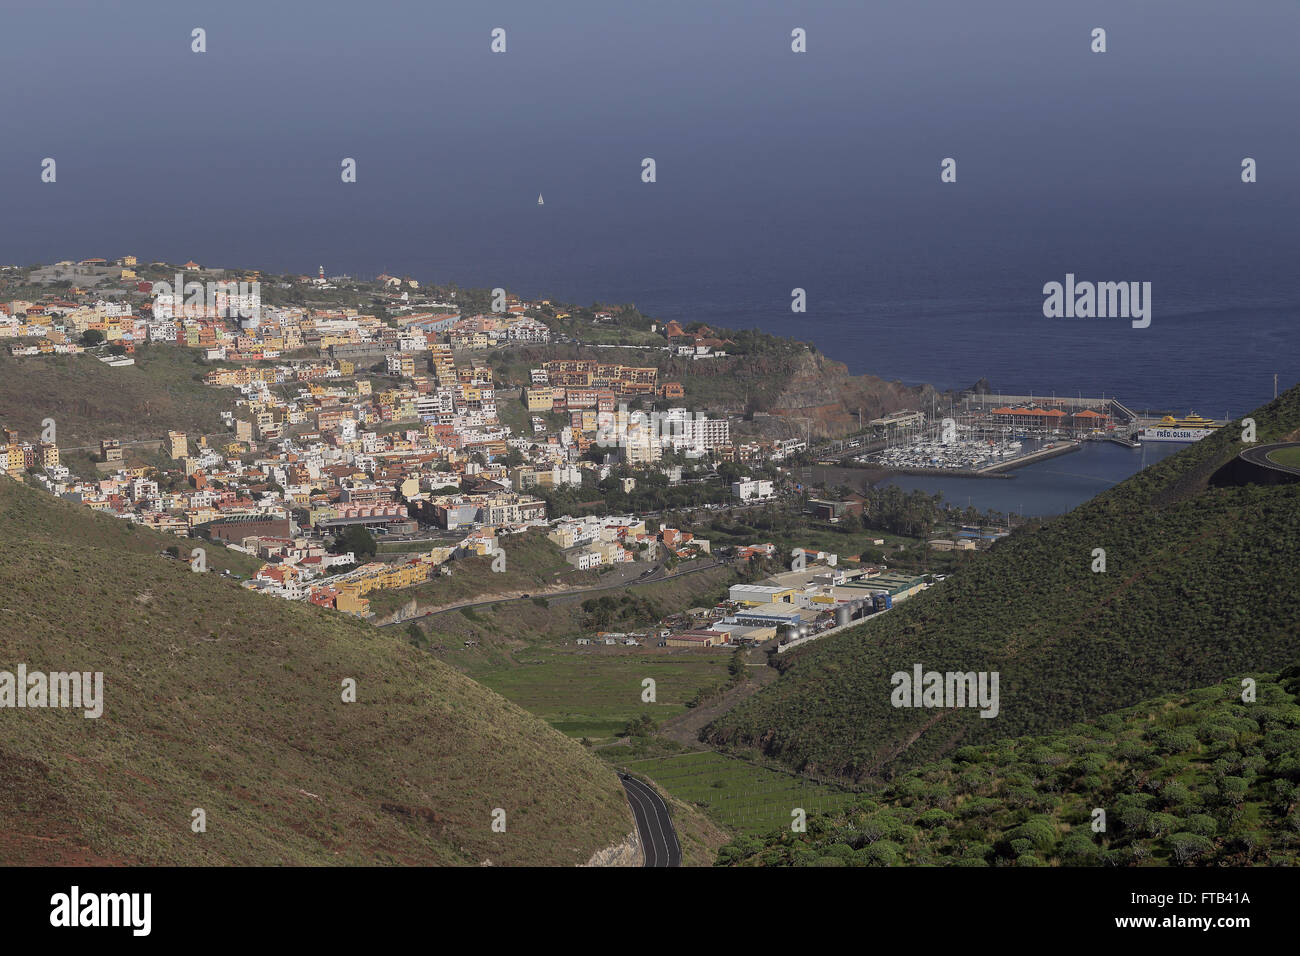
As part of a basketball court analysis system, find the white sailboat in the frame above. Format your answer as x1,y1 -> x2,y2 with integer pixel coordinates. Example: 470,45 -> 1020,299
537,193 -> 544,205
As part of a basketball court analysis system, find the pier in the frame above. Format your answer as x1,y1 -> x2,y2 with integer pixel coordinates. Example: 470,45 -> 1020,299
977,439 -> 1081,473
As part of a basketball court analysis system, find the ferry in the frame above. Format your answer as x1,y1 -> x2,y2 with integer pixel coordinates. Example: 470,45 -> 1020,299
1138,412 -> 1221,443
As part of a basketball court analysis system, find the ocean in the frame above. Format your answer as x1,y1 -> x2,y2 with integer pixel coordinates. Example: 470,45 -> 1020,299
3,0 -> 1297,425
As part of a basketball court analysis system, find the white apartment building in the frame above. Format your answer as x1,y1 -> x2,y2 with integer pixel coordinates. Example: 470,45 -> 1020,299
731,477 -> 775,502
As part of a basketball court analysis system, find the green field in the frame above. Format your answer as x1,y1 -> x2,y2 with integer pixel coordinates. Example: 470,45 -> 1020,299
474,648 -> 732,741
625,751 -> 857,835
1266,444 -> 1300,468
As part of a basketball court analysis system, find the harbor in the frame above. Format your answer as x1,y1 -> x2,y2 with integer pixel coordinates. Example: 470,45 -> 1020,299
881,440 -> 1184,517
857,436 -> 1081,478
852,393 -> 1227,479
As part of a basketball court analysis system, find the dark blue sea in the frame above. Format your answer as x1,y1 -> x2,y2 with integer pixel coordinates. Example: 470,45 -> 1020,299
4,0 -> 1297,440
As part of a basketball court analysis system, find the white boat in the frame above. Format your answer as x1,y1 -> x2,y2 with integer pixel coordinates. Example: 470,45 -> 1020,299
1139,427 -> 1214,443
1138,412 -> 1219,443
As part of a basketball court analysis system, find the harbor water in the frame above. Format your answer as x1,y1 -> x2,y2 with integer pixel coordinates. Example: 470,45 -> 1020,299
882,440 -> 1186,517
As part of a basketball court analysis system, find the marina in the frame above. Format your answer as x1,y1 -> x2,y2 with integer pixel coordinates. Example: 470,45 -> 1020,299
856,392 -> 1229,479
857,434 -> 1081,478
882,440 -> 1186,517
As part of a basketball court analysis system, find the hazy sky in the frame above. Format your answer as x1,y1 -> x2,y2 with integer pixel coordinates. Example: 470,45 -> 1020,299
3,0 -> 1296,280
4,0 -> 1296,412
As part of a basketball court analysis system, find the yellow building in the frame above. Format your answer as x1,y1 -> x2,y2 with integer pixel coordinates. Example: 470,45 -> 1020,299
418,546 -> 456,566
348,561 -> 429,595
335,589 -> 370,616
429,345 -> 456,385
525,386 -> 556,412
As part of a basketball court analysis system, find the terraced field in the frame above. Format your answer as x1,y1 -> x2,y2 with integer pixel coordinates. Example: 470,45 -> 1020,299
474,648 -> 733,741
625,751 -> 857,835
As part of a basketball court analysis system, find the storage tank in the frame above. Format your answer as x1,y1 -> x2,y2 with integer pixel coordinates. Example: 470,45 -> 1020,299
781,625 -> 801,645
835,604 -> 852,627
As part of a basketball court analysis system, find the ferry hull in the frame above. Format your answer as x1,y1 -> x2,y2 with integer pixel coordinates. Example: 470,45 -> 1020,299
1139,427 -> 1214,443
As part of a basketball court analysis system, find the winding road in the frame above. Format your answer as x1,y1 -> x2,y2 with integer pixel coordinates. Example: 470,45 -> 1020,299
376,557 -> 726,627
1240,442 -> 1300,479
619,773 -> 681,867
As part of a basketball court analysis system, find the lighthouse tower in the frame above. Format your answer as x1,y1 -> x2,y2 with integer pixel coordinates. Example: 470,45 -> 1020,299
318,265 -> 325,280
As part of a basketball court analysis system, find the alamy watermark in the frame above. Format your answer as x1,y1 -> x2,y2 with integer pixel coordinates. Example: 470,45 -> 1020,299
50,886 -> 150,936
595,404 -> 711,459
890,663 -> 999,718
1,665 -> 103,718
1042,273 -> 1150,328
152,273 -> 261,323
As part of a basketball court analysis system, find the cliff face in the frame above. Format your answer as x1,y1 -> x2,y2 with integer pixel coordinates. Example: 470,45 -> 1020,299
759,353 -> 957,440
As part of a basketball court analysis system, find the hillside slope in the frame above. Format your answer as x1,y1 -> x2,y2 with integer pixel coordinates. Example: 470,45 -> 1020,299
0,479 -> 634,865
491,344 -> 954,440
0,345 -> 235,447
707,386 -> 1300,781
716,671 -> 1300,867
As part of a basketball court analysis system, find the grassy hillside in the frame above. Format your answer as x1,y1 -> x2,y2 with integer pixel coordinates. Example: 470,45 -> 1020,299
366,530 -> 598,617
0,478 -> 634,865
486,342 -> 944,438
716,671 -> 1300,866
707,385 -> 1300,781
0,345 -> 235,446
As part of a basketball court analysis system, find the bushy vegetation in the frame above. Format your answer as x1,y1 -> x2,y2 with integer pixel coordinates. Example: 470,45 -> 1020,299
581,592 -> 663,630
716,671 -> 1300,866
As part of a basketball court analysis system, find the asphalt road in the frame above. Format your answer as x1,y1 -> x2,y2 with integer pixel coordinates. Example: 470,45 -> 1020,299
1240,442 -> 1300,477
619,774 -> 681,867
377,557 -> 726,626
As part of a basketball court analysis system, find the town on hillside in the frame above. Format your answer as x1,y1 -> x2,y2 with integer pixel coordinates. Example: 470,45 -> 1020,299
1,257 -> 1006,650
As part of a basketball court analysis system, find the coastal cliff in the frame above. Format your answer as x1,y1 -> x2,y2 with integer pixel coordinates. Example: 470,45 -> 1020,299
754,352 -> 984,440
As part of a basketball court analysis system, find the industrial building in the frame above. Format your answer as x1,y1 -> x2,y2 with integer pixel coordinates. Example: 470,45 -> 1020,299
726,604 -> 812,629
832,571 -> 926,602
728,583 -> 797,606
666,629 -> 729,648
